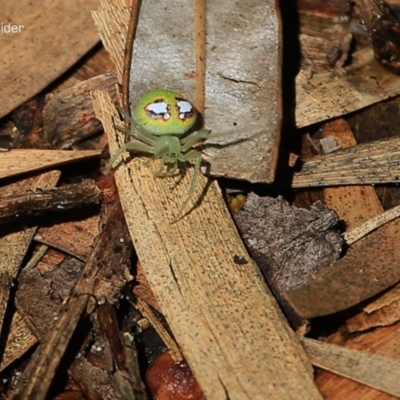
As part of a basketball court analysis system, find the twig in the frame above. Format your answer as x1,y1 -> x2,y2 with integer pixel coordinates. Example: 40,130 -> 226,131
0,180 -> 101,225
122,0 -> 140,111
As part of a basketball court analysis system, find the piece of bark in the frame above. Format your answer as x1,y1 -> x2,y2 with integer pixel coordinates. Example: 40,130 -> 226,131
356,0 -> 400,73
295,47 -> 400,128
0,1 -> 100,118
11,97 -> 48,149
233,192 -> 343,325
292,136 -> 400,188
43,71 -> 118,149
35,213 -> 100,261
0,149 -> 101,180
70,357 -> 120,400
298,8 -> 352,70
0,180 -> 101,225
315,320 -> 400,400
0,312 -> 38,372
16,255 -> 84,338
96,304 -> 147,400
235,193 -> 343,291
13,200 -> 133,399
0,171 -> 60,346
303,337 -> 400,398
285,215 -> 400,318
297,0 -> 351,16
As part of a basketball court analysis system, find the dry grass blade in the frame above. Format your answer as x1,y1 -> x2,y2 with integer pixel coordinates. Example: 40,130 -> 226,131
0,149 -> 101,180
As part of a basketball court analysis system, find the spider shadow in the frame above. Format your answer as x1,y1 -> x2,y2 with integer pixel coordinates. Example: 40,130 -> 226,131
170,161 -> 214,224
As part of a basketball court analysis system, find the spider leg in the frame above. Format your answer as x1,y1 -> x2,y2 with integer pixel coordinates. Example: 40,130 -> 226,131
105,141 -> 156,174
151,144 -> 172,177
116,107 -> 156,145
154,159 -> 180,177
154,159 -> 167,176
165,161 -> 180,176
115,125 -> 155,146
174,150 -> 202,218
181,129 -> 211,152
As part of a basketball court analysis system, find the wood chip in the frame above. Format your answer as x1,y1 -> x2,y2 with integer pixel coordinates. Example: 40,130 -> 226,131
296,48 -> 400,128
0,171 -> 60,348
284,217 -> 400,318
303,338 -> 400,398
0,149 -> 101,180
293,136 -> 400,188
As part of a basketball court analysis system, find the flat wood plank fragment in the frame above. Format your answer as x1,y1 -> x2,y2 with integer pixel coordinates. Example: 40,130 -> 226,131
316,321 -> 400,400
319,119 -> 384,230
0,149 -> 100,180
0,0 -> 100,118
292,136 -> 400,188
296,48 -> 400,128
92,90 -> 322,400
0,311 -> 38,372
345,284 -> 400,332
303,338 -> 400,398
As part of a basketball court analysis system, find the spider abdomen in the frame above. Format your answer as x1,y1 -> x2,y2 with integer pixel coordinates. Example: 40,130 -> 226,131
134,89 -> 198,136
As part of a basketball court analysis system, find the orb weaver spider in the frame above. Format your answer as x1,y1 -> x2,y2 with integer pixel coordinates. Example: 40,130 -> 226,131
105,88 -> 235,217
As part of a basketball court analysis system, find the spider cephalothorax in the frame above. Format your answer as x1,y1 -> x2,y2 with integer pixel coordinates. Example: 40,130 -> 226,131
105,88 -> 226,217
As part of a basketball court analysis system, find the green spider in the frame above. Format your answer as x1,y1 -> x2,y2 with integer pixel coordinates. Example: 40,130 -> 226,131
105,88 -> 230,217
